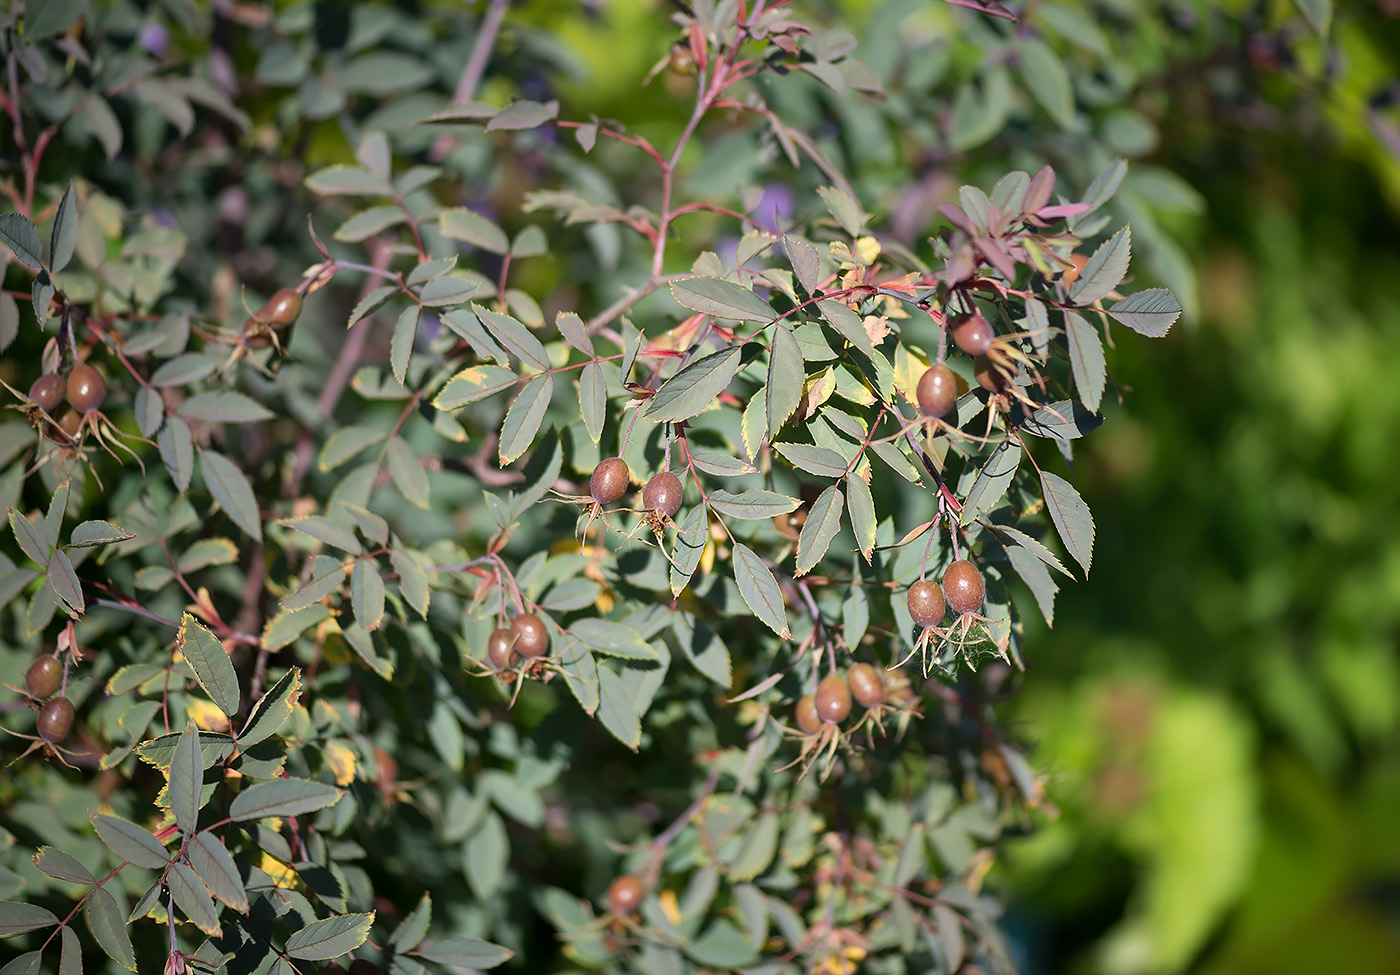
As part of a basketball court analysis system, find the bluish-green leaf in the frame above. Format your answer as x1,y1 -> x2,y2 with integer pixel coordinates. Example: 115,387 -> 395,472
1070,225 -> 1131,305
228,778 -> 344,822
1108,287 -> 1181,338
795,485 -> 843,576
199,450 -> 262,540
169,722 -> 203,834
284,913 -> 374,960
646,346 -> 744,423
670,277 -> 774,322
1063,309 -> 1106,412
766,323 -> 804,438
1041,471 -> 1095,576
498,372 -> 554,465
733,543 -> 790,639
178,613 -> 240,717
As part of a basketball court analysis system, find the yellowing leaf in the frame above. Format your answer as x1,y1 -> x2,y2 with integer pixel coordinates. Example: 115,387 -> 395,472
185,698 -> 229,732
853,235 -> 881,265
259,852 -> 299,888
324,740 -> 357,786
658,889 -> 682,927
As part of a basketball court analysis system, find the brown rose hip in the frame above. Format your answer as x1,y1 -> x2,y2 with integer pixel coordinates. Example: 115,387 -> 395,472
815,673 -> 852,724
66,363 -> 106,413
487,628 -> 517,670
55,409 -> 83,440
950,311 -> 994,356
608,875 -> 644,915
642,471 -> 683,518
942,559 -> 985,615
37,697 -> 75,744
795,693 -> 822,735
28,374 -> 65,413
510,613 -> 549,657
1063,253 -> 1090,286
262,288 -> 303,329
25,654 -> 63,699
916,364 -> 958,419
773,506 -> 807,540
590,456 -> 630,506
846,663 -> 884,709
906,580 -> 946,628
973,355 -> 1010,392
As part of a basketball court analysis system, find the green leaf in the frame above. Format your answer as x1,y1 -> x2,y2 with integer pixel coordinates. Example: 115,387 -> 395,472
1019,39 -> 1074,129
238,668 -> 301,746
1294,0 -> 1332,35
179,391 -> 275,424
440,207 -> 509,254
9,509 -> 49,565
1041,471 -> 1095,576
228,778 -> 345,822
91,814 -> 170,870
555,311 -> 593,355
1063,310 -> 1106,412
334,206 -> 405,242
49,182 -> 77,272
1070,225 -> 1131,305
486,99 -> 559,131
69,520 -> 134,547
689,451 -> 757,477
47,550 -> 84,616
707,490 -> 799,520
59,924 -> 81,975
0,213 -> 43,269
845,473 -> 876,562
0,901 -> 58,937
33,847 -> 94,885
795,485 -> 844,576
434,365 -> 518,410
733,543 -> 790,638
766,323 -> 804,438
0,293 -> 18,352
579,361 -> 606,445
474,304 -> 549,371
669,504 -> 707,597
784,235 -> 820,293
1006,542 -> 1058,625
391,549 -> 430,618
169,721 -> 203,834
199,450 -> 262,540
960,441 -> 1022,525
351,559 -> 385,631
498,372 -> 554,465
672,614 -> 732,687
178,613 -> 241,717
670,277 -> 775,322
1015,400 -> 1103,440
86,887 -> 135,970
137,732 -> 235,770
386,436 -> 430,509
816,185 -> 868,237
284,913 -> 374,960
596,664 -> 641,748
390,894 -> 432,953
1108,287 -> 1181,338
774,443 -> 848,479
464,810 -> 509,901
306,165 -> 393,197
340,51 -> 434,93
168,862 -> 220,935
728,812 -> 779,881
0,951 -> 40,975
390,305 -> 420,386
646,346 -> 744,423
278,516 -> 361,554
558,638 -> 600,715
684,920 -> 759,969
569,619 -> 656,660
414,937 -> 513,969
280,558 -> 346,612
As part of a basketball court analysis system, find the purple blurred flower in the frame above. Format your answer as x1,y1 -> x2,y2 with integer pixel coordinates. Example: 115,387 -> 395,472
138,22 -> 168,57
752,183 -> 795,234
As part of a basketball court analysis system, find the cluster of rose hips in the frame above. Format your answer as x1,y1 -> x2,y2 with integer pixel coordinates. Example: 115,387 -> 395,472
241,287 -> 303,351
907,558 -> 985,629
588,455 -> 683,521
793,663 -> 889,736
27,360 -> 107,441
486,612 -> 550,671
20,653 -> 75,745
